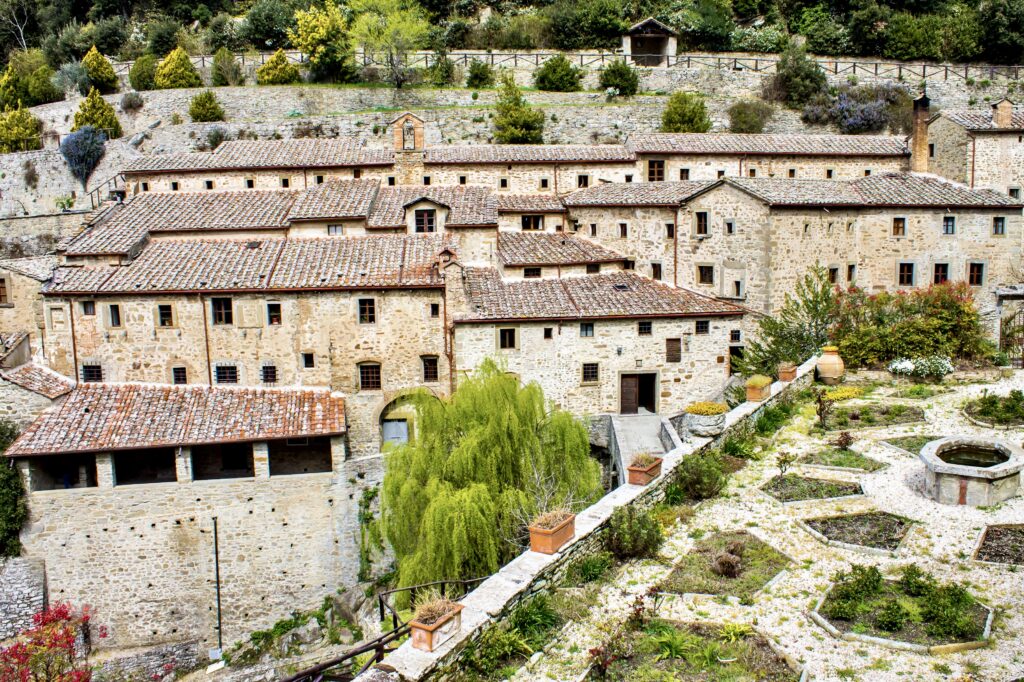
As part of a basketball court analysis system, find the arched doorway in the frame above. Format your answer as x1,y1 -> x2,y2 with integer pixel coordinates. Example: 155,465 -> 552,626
379,395 -> 418,448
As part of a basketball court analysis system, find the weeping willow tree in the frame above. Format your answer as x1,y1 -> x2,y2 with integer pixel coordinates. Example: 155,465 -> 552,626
380,359 -> 603,589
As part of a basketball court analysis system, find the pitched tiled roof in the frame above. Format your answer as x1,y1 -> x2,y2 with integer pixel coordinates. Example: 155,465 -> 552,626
942,109 -> 1024,130
0,363 -> 74,399
424,145 -> 634,164
494,195 -> 566,213
123,139 -> 395,174
6,383 -> 346,457
562,181 -> 713,206
287,179 -> 380,221
457,268 -> 743,322
0,256 -> 58,281
368,187 -> 497,228
626,133 -> 909,156
498,233 -> 626,266
0,332 -> 27,362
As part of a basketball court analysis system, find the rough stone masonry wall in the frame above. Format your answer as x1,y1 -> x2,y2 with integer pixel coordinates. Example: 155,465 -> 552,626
362,356 -> 816,681
0,557 -> 46,640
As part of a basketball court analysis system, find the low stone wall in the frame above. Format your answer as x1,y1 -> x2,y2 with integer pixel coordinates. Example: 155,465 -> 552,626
0,210 -> 88,258
363,356 -> 816,681
0,557 -> 47,640
93,640 -> 204,681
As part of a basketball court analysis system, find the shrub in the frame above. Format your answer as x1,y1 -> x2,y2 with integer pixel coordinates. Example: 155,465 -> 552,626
831,564 -> 883,604
606,506 -> 663,560
411,591 -> 458,625
730,24 -> 789,53
212,48 -> 243,87
25,66 -> 62,106
242,0 -> 295,50
677,0 -> 735,51
129,54 -> 158,91
534,55 -> 582,92
598,60 -> 639,98
72,88 -> 122,138
119,91 -> 143,112
428,54 -> 458,87
530,508 -> 572,530
887,356 -> 954,379
799,5 -> 853,55
567,551 -> 613,584
824,386 -> 862,402
684,401 -> 727,416
287,0 -> 358,84
493,74 -> 544,144
256,49 -> 301,86
661,92 -> 712,133
0,104 -> 43,153
506,594 -> 559,646
923,583 -> 979,640
466,60 -> 495,89
833,431 -> 855,450
765,45 -> 826,109
673,450 -> 726,501
898,564 -> 936,597
206,13 -> 243,53
206,127 -> 229,150
803,83 -> 913,135
51,62 -> 90,97
81,46 -> 118,94
155,48 -> 203,89
545,0 -> 625,50
746,374 -> 772,389
875,599 -> 909,632
0,421 -> 24,556
146,16 -> 181,56
727,99 -> 775,133
189,90 -> 225,122
60,126 -> 107,188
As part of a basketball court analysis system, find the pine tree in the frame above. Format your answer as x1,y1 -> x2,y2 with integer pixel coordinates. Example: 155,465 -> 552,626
189,90 -> 225,122
154,47 -> 203,89
380,359 -> 602,589
0,103 -> 42,153
129,54 -> 158,91
72,88 -> 122,137
81,45 -> 118,94
661,91 -> 713,133
493,74 -> 544,144
256,49 -> 301,85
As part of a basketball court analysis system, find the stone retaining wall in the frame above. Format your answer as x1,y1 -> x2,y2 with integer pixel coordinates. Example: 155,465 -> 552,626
0,557 -> 46,640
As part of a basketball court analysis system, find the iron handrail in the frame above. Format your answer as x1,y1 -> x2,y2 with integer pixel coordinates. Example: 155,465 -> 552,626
277,624 -> 408,682
377,576 -> 487,632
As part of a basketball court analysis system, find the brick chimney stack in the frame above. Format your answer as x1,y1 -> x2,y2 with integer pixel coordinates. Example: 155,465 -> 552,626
993,98 -> 1014,128
910,93 -> 931,173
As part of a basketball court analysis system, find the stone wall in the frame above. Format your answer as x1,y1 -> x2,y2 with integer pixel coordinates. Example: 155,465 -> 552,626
0,557 -> 46,640
0,380 -> 57,427
0,211 -> 88,258
93,641 -> 204,681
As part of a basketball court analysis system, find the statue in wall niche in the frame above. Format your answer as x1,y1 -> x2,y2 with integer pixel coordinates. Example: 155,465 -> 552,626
403,121 -> 416,151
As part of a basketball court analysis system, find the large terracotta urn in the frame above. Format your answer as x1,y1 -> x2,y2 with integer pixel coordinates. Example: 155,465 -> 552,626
816,346 -> 845,385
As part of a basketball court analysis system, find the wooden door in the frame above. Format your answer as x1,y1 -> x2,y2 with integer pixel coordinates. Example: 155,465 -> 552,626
620,375 -> 639,414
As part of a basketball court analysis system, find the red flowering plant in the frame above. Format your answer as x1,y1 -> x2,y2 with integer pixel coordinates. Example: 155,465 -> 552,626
0,602 -> 105,682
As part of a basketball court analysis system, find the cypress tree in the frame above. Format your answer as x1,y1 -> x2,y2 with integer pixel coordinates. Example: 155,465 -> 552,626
493,74 -> 544,144
72,88 -> 122,138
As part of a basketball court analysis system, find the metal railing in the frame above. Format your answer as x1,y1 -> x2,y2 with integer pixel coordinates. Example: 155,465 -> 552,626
376,576 -> 487,632
86,173 -> 125,209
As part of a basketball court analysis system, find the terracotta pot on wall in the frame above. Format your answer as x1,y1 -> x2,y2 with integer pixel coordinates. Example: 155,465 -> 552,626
778,363 -> 797,382
627,457 -> 664,485
816,347 -> 846,385
409,604 -> 464,652
745,384 -> 770,402
528,514 -> 576,554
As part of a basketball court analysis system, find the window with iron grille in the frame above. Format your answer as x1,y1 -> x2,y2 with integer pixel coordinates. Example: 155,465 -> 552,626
172,366 -> 187,384
666,338 -> 681,363
414,209 -> 436,233
422,356 -> 439,382
582,363 -> 599,383
211,298 -> 233,325
648,160 -> 665,182
359,363 -> 382,390
215,365 -> 238,384
968,262 -> 985,286
262,365 -> 278,384
697,265 -> 714,284
157,304 -> 173,327
695,320 -> 710,335
638,320 -> 652,336
359,298 -> 376,324
81,364 -> 103,382
730,329 -> 741,343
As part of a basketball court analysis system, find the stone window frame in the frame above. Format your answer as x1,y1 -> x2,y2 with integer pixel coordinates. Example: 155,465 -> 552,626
665,222 -> 675,239
459,175 -> 467,185
156,303 -> 175,328
847,263 -> 857,282
358,362 -> 382,391
301,352 -> 316,369
266,301 -> 283,326
543,327 -> 553,340
647,159 -> 665,182
211,297 -> 233,325
730,329 -> 742,343
577,174 -> 590,188
826,168 -> 835,179
214,363 -> 240,385
141,182 -> 150,192
204,180 -> 214,190
967,261 -> 986,287
81,364 -> 103,383
280,177 -> 290,188
581,362 -> 600,385
539,177 -> 550,190
993,216 -> 1007,236
651,262 -> 663,280
327,224 -> 344,236
941,215 -> 956,236
170,181 -> 180,191
358,298 -> 377,324
619,222 -> 629,238
579,322 -> 595,338
261,363 -> 278,385
47,305 -> 67,331
896,261 -> 916,287
245,178 -> 255,189
81,300 -> 95,316
695,319 -> 710,335
724,218 -> 736,235
496,326 -> 519,350
586,263 -> 601,274
1009,186 -> 1021,200
421,355 -> 440,383
638,320 -> 652,336
933,262 -> 949,284
171,366 -> 188,385
429,303 -> 440,318
788,168 -> 797,178
589,223 -> 597,237
499,177 -> 509,190
694,212 -> 710,236
827,266 -> 840,284
891,216 -> 907,238
679,168 -> 690,181
696,263 -> 715,286
106,303 -> 122,329
315,175 -> 325,185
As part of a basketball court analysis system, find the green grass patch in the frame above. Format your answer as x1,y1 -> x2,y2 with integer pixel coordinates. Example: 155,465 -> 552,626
761,474 -> 862,502
827,403 -> 925,431
803,448 -> 885,471
964,390 -> 1024,426
883,435 -> 940,455
659,531 -> 790,601
894,384 -> 948,400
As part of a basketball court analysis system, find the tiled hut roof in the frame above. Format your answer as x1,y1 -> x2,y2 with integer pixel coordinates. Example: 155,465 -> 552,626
561,181 -> 713,207
424,144 -> 634,164
942,109 -> 1024,131
368,186 -> 498,228
497,233 -> 626,266
287,179 -> 380,221
6,383 -> 347,457
0,256 -> 58,281
0,363 -> 74,399
457,268 -> 744,322
494,195 -> 566,213
729,174 -> 1021,207
626,133 -> 910,157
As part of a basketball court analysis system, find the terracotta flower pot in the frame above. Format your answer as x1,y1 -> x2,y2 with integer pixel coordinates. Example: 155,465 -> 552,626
528,514 -> 576,554
410,604 -> 464,652
627,457 -> 664,485
777,363 -> 797,382
746,384 -> 770,402
816,348 -> 845,386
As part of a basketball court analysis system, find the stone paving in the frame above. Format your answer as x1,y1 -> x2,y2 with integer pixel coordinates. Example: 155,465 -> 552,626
514,373 -> 1024,682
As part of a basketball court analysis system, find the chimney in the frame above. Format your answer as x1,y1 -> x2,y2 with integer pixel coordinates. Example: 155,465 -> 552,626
910,93 -> 930,173
993,99 -> 1014,128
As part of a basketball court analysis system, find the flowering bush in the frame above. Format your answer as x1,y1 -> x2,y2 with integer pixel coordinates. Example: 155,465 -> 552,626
730,25 -> 789,53
685,401 -> 728,416
888,356 -> 954,378
0,602 -> 104,681
801,83 -> 913,134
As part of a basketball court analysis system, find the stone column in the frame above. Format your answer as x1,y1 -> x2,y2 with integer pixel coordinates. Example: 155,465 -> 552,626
95,453 -> 115,488
15,460 -> 32,493
175,447 -> 193,483
253,441 -> 270,479
330,435 -> 348,474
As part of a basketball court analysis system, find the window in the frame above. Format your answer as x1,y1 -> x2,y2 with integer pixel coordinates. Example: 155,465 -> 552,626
651,263 -> 662,280
1010,186 -> 1021,200
933,263 -> 949,284
108,304 -> 121,328
788,168 -> 796,178
942,216 -> 956,235
619,223 -> 628,238
459,175 -> 467,185
359,363 -> 381,390
141,182 -> 149,192
666,338 -> 681,363
730,329 -> 741,343
358,298 -> 376,324
665,223 -> 675,239
81,301 -> 95,315
580,322 -> 594,337
414,209 -> 436,233
521,215 -> 543,231
828,267 -> 839,284
499,328 -> 517,349
732,280 -> 743,297
748,168 -> 756,178
172,366 -> 187,385
211,298 -> 233,325
328,224 -> 344,236
81,364 -> 103,382
582,363 -> 599,383
353,169 -> 362,179
302,352 -> 315,368
523,267 -> 542,278
864,169 -> 871,176
826,169 -> 834,179
898,262 -> 915,286
266,302 -> 282,325
157,304 -> 173,327
625,174 -> 633,183
717,170 -> 726,178
586,263 -> 600,274
261,365 -> 278,384
994,216 -> 1007,235
589,223 -> 597,237
680,168 -> 690,180
847,264 -> 856,281
968,262 -> 985,286
697,265 -> 714,285
315,175 -> 324,185
928,143 -> 935,158
422,356 -> 439,382
245,178 -> 254,189
623,260 -> 635,270
648,159 -> 665,182
638,320 -> 652,336
171,181 -> 179,191
423,176 -> 431,186
695,212 -> 709,235
430,303 -> 440,318
543,327 -> 553,339
387,176 -> 396,186
540,178 -> 549,189
892,217 -> 906,237
577,175 -> 589,188
280,178 -> 290,188
725,219 -> 735,235
204,180 -> 214,190
499,178 -> 508,189
215,365 -> 238,384
695,320 -> 710,335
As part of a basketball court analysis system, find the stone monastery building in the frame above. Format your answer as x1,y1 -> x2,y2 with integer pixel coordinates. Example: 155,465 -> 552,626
0,98 -> 1021,662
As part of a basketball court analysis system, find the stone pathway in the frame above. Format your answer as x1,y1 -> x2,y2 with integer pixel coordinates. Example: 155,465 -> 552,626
516,373 -> 1024,682
610,414 -> 665,475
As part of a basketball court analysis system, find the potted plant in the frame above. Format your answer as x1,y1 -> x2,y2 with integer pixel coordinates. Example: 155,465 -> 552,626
528,509 -> 576,554
816,346 -> 846,385
683,401 -> 728,436
409,592 -> 465,653
627,452 -> 664,485
777,361 -> 798,382
745,375 -> 772,402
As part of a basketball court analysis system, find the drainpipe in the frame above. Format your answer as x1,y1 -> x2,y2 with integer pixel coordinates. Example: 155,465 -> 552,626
673,205 -> 680,287
200,293 -> 213,385
68,299 -> 78,384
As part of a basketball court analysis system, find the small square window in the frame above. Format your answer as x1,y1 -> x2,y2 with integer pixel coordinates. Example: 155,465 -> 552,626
1010,187 -> 1021,200
638,320 -> 652,336
826,169 -> 834,179
157,304 -> 173,327
680,168 -> 690,180
211,298 -> 233,325
717,170 -> 725,178
499,178 -> 508,189
302,352 -> 315,368
359,363 -> 382,390
582,363 -> 599,383
892,217 -> 906,237
577,175 -> 589,188
262,365 -> 278,384
586,263 -> 600,274
82,301 -> 96,316
730,329 -> 741,343
430,303 -> 440,318
423,176 -> 431,186
665,223 -> 675,239
81,364 -> 103,382
141,182 -> 149,192
499,328 -> 516,349
204,180 -> 214,190
543,327 -> 553,339
540,178 -> 549,189
623,260 -> 635,270
108,304 -> 121,328
968,262 -> 985,286
328,224 -> 344,236
625,174 -> 633,182
280,177 -> 290,188
245,178 -> 255,189
523,267 -> 542,278
358,298 -> 376,324
388,176 -> 396,186
422,356 -> 439,382
788,168 -> 796,178
267,302 -> 282,325
942,216 -> 956,235
171,181 -> 180,191
695,320 -> 710,335
459,175 -> 467,185
215,365 -> 238,384
697,265 -> 714,285
172,366 -> 187,385
864,169 -> 871,176
353,169 -> 362,179
648,159 -> 665,182
748,168 -> 756,178
415,209 -> 436,233
580,322 -> 594,337
315,175 -> 324,185
993,216 -> 1006,235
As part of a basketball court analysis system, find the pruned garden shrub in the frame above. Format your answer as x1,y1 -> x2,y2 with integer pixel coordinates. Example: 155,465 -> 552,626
465,60 -> 495,89
81,45 -> 118,94
154,47 -> 203,89
189,90 -> 225,122
0,105 -> 43,154
72,88 -> 122,138
606,506 -> 663,560
128,54 -> 158,91
661,91 -> 712,133
727,99 -> 775,133
598,60 -> 639,97
256,49 -> 301,86
534,54 -> 582,92
60,126 -> 107,187
673,450 -> 727,501
212,47 -> 244,87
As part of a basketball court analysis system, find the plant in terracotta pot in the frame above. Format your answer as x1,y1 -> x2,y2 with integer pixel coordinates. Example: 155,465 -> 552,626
528,508 -> 576,554
683,401 -> 728,436
627,452 -> 664,485
409,591 -> 465,652
777,361 -> 798,382
745,374 -> 772,402
816,345 -> 845,385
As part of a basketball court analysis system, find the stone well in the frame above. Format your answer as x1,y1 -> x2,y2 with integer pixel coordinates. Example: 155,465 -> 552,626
919,437 -> 1024,506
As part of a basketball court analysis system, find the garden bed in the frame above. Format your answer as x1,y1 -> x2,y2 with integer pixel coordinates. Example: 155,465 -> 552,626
760,474 -> 863,503
964,390 -> 1024,427
588,620 -> 800,681
826,403 -> 926,431
892,384 -> 950,400
802,448 -> 885,472
659,531 -> 790,602
883,435 -> 939,455
804,512 -> 912,552
975,525 -> 1024,565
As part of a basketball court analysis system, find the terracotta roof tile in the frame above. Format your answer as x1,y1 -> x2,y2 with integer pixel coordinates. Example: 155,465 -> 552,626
0,363 -> 74,399
562,181 -> 713,206
0,256 -> 58,281
6,383 -> 346,456
424,144 -> 634,164
498,233 -> 625,266
0,331 -> 27,362
626,133 -> 909,156
287,179 -> 380,221
368,186 -> 497,228
124,139 -> 394,174
942,109 -> 1024,131
494,195 -> 566,213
